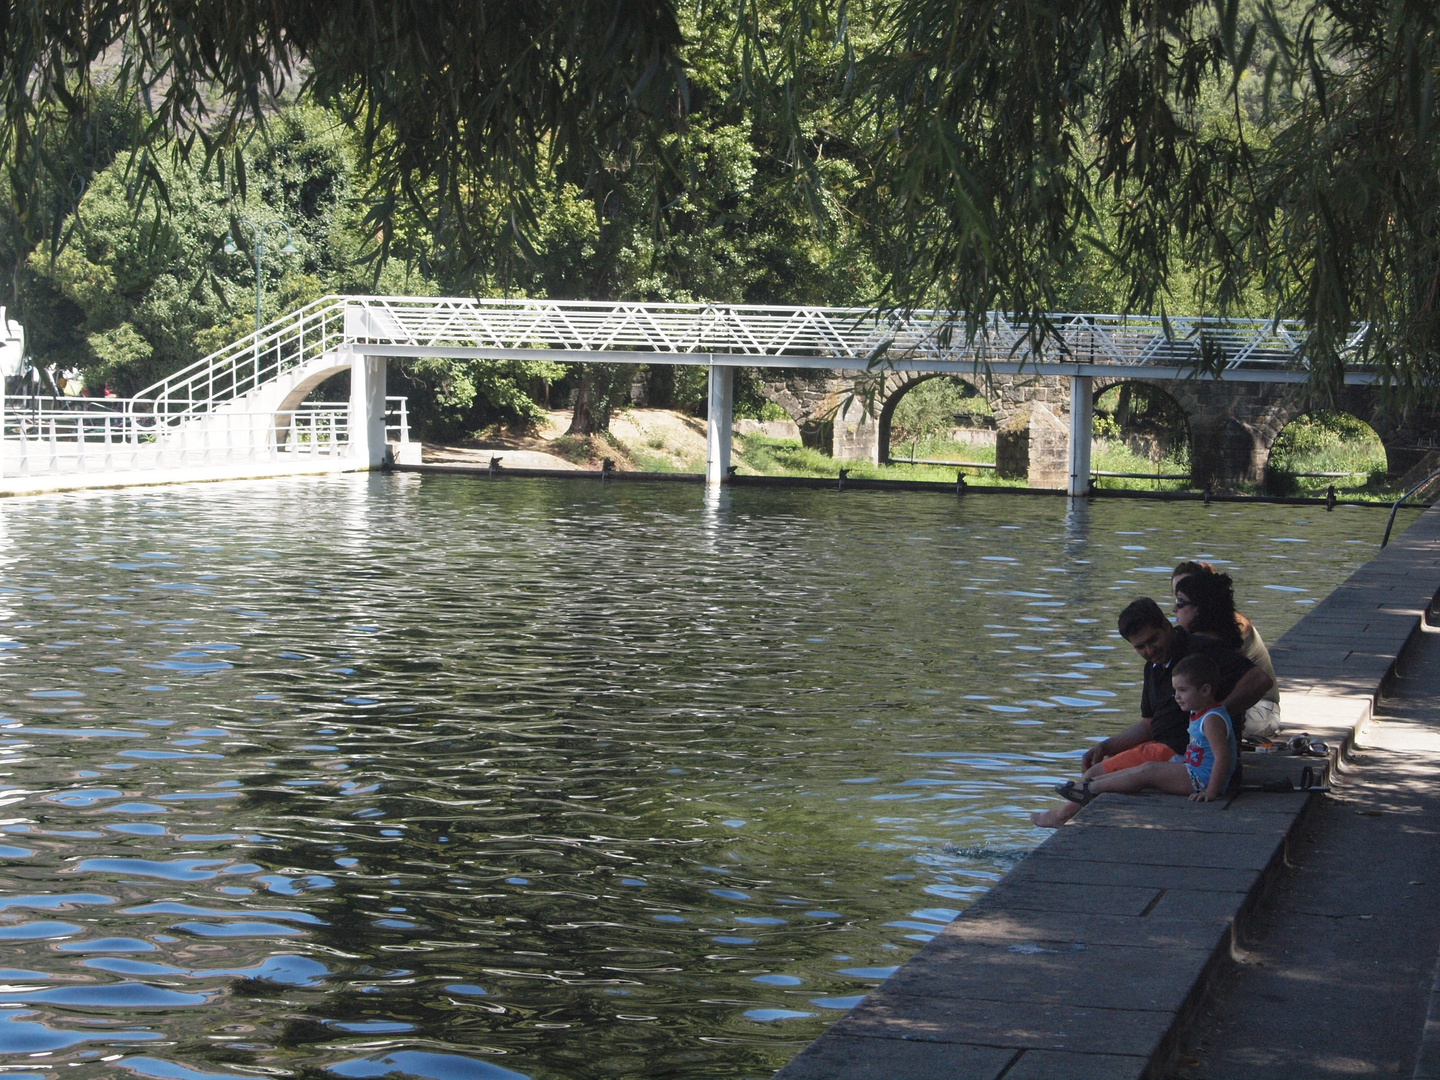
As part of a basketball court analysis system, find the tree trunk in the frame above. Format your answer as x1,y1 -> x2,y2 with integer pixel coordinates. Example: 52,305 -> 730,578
567,366 -> 611,435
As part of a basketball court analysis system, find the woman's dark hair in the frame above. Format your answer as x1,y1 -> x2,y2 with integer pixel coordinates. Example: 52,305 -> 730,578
1172,559 -> 1215,580
1174,572 -> 1243,648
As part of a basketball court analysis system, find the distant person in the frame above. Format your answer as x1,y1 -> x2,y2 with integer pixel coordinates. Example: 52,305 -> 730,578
1030,597 -> 1272,828
1172,560 -> 1281,738
1054,653 -> 1237,805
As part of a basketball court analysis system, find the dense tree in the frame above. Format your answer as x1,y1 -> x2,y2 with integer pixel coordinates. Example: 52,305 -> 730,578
853,0 -> 1440,396
4,0 -> 1437,406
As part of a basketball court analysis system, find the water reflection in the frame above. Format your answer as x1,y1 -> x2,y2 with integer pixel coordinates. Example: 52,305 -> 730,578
0,475 -> 1385,1078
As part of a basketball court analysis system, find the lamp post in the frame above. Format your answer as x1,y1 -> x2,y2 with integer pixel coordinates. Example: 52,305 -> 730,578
225,218 -> 298,370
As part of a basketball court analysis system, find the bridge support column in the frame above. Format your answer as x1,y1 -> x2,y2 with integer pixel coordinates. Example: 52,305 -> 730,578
349,352 -> 389,468
1068,375 -> 1093,496
706,365 -> 734,485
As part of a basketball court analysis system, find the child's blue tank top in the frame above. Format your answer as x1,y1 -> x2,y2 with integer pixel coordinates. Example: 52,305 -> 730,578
1183,705 -> 1236,786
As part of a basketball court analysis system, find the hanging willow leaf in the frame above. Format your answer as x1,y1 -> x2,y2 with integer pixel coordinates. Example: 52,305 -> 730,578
0,0 -> 687,276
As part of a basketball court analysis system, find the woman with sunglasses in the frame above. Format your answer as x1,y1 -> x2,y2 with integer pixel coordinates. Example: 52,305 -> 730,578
1171,562 -> 1281,738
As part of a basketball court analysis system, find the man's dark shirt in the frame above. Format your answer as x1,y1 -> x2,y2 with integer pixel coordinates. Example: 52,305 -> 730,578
1141,625 -> 1255,752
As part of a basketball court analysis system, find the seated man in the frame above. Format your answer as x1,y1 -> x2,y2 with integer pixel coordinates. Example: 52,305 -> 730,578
1030,597 -> 1274,828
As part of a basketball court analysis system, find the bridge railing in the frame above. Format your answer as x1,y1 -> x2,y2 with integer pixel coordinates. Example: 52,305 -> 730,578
123,295 -> 1369,428
0,394 -> 410,478
338,297 -> 1335,371
135,297 -> 350,418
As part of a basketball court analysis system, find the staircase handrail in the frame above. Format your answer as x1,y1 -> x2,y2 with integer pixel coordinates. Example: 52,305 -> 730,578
134,295 -> 349,415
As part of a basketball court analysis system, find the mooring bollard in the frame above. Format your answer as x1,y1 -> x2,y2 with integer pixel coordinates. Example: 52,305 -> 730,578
1326,484 -> 1337,511
488,455 -> 502,477
956,470 -> 968,496
602,458 -> 614,481
837,468 -> 849,492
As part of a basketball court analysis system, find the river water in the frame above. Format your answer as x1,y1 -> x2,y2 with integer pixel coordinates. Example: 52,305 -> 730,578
0,474 -> 1391,1079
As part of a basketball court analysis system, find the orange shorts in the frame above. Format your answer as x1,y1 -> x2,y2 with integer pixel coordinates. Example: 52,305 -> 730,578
1101,741 -> 1179,773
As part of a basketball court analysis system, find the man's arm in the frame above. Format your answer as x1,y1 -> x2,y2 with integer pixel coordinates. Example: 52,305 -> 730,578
1222,667 -> 1274,719
1082,718 -> 1155,770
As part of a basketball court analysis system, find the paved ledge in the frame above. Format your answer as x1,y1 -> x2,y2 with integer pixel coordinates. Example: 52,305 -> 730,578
0,458 -> 357,497
773,504 -> 1440,1080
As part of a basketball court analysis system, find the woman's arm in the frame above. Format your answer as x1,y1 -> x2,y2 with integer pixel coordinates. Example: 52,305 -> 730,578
1191,713 -> 1234,802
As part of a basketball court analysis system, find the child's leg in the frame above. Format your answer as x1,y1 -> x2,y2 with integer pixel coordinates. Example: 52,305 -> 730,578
1030,796 -> 1084,828
1088,760 -> 1193,796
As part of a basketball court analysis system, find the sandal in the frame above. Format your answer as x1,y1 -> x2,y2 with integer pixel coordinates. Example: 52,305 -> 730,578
1057,780 -> 1097,805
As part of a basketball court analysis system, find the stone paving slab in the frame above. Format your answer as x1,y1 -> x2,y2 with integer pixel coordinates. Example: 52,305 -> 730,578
936,909 -> 1228,951
880,938 -> 1213,1012
1145,888 -> 1251,922
828,995 -> 1172,1056
970,877 -> 1161,917
772,505 -> 1440,1080
772,1034 -> 1017,1080
1027,823 -> 1285,871
1004,1049 -> 1149,1079
1008,853 -> 1260,893
1067,795 -> 1304,833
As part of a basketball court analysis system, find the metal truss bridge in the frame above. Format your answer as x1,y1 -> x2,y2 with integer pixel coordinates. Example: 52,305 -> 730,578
1,295 -> 1375,493
138,296 -> 1370,418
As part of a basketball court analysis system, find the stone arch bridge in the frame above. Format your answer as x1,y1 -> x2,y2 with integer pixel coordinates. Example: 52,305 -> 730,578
762,369 -> 1436,489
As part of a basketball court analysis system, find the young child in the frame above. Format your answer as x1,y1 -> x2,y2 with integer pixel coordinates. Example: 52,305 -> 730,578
1058,653 -> 1237,805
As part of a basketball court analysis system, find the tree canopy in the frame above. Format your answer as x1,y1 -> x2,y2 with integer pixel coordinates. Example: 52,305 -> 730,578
1,0 -> 1438,400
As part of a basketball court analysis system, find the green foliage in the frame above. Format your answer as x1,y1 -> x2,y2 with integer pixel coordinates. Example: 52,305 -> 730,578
1268,411 -> 1388,483
6,0 -> 1440,403
19,106 -> 383,392
734,433 -> 1025,484
393,356 -> 569,440
890,377 -> 987,443
1093,383 -> 1191,466
1092,413 -> 1121,440
18,104 -> 571,429
664,367 -> 777,420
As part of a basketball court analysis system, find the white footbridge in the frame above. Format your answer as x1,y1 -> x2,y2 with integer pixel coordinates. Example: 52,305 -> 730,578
0,295 -> 1372,495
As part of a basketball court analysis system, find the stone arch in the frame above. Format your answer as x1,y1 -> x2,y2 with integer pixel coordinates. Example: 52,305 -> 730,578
1328,386 -> 1440,478
1266,407 -> 1389,490
1154,379 -> 1305,487
876,372 -> 989,463
1089,379 -> 1192,468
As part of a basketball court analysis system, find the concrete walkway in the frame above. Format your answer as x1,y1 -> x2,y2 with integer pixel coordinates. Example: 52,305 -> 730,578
1174,621 -> 1440,1079
0,456 -> 355,497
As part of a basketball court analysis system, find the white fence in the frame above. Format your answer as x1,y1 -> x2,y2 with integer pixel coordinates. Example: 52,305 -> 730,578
1,396 -> 410,479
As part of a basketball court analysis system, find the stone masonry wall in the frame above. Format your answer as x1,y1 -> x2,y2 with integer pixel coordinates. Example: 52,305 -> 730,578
764,365 -> 1440,488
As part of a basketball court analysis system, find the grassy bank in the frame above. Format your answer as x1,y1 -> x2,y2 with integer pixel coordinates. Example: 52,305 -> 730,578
581,407 -> 1421,504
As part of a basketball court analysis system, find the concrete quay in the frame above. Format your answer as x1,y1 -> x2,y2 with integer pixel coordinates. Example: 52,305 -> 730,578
0,456 -> 357,497
773,504 -> 1440,1080
1177,620 -> 1440,1077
